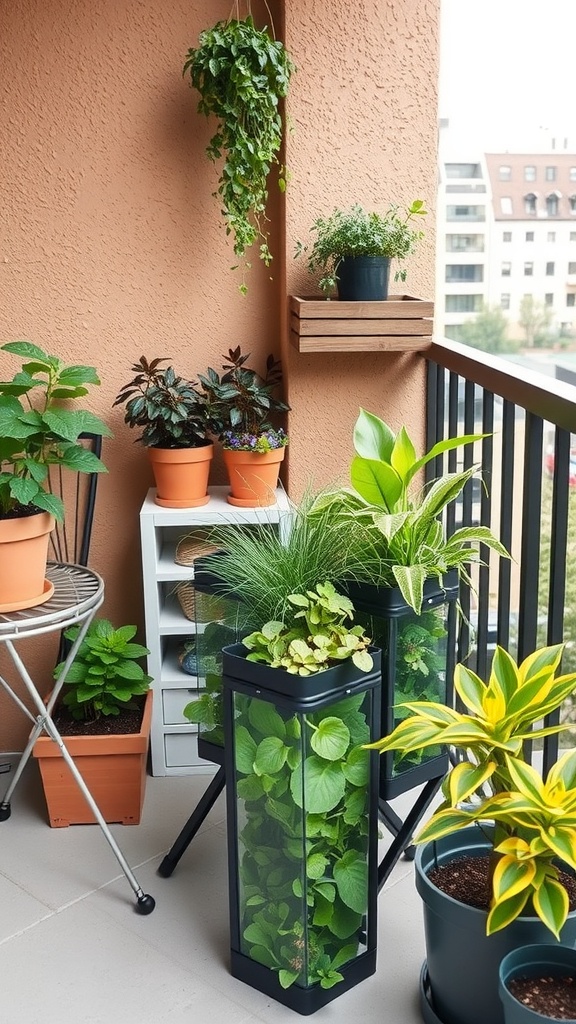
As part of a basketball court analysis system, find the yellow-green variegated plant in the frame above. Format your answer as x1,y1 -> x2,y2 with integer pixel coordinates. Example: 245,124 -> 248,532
309,409 -> 508,614
366,644 -> 576,938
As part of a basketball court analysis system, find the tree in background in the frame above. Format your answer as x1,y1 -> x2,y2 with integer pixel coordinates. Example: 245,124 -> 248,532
456,303 -> 516,354
519,295 -> 554,348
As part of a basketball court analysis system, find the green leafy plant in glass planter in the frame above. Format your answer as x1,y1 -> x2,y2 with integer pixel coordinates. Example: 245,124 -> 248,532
183,14 -> 295,291
295,200 -> 427,300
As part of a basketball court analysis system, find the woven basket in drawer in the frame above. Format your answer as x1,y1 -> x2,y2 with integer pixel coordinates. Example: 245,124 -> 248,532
175,581 -> 196,621
174,533 -> 219,567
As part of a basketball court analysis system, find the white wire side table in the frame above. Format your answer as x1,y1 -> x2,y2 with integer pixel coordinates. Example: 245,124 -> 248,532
0,562 -> 155,914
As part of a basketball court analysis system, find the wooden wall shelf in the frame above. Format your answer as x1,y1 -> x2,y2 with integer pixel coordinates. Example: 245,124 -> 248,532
289,294 -> 434,353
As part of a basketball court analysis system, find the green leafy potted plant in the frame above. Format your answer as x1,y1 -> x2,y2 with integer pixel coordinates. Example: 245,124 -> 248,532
113,356 -> 214,508
310,408 -> 508,798
295,200 -> 427,300
220,578 -> 382,1013
198,346 -> 290,507
0,341 -> 110,611
183,14 -> 295,292
33,619 -> 153,827
367,644 -> 576,1024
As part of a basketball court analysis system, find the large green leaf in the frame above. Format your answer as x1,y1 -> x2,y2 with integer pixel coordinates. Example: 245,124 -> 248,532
234,725 -> 257,775
350,455 -> 402,510
310,717 -> 350,761
253,736 -> 288,775
248,700 -> 286,740
390,426 -> 417,484
353,408 -> 395,462
532,877 -> 569,939
291,755 -> 345,813
333,850 -> 368,913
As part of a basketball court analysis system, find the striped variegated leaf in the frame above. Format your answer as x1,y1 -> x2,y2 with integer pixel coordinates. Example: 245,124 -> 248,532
447,760 -> 496,806
372,511 -> 411,542
490,647 -> 521,703
417,466 -> 479,521
364,717 -> 445,753
519,645 -> 564,685
487,888 -> 531,935
392,564 -> 428,615
542,827 -> 576,872
453,664 -> 486,717
505,757 -> 547,805
397,701 -> 462,725
549,749 -> 576,792
492,855 -> 536,903
415,807 -> 475,845
532,876 -> 569,939
506,673 -> 560,720
494,837 -> 532,859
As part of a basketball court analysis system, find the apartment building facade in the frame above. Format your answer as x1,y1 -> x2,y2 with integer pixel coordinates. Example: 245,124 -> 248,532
436,148 -> 576,342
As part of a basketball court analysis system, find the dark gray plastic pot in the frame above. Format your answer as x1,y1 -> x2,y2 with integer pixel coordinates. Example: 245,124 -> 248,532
415,827 -> 576,1024
499,944 -> 576,1024
336,256 -> 390,300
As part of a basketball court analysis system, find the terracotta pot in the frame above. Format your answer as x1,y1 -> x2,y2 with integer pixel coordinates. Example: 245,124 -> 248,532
222,447 -> 285,507
148,444 -> 213,508
32,690 -> 153,827
0,511 -> 55,612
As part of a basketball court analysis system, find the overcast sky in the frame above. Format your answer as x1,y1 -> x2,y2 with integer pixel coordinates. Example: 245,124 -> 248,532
439,0 -> 576,151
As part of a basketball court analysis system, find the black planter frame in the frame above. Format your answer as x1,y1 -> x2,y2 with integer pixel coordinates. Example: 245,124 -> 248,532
222,644 -> 381,1015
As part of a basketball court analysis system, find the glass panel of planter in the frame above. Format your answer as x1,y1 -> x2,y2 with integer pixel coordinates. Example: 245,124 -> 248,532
222,644 -> 381,1015
346,572 -> 458,799
193,557 -> 249,765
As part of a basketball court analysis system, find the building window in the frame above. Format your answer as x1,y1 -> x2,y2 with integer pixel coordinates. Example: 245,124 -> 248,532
546,166 -> 557,181
570,195 -> 576,213
545,293 -> 554,306
501,197 -> 513,214
570,232 -> 576,242
569,262 -> 576,274
524,262 -> 534,276
446,205 -> 486,221
445,264 -> 484,283
445,163 -> 482,178
525,193 -> 537,214
547,194 -> 559,216
548,232 -> 556,242
499,165 -> 512,181
445,234 -> 485,252
546,262 -> 555,275
525,231 -> 534,242
570,168 -> 576,182
445,294 -> 483,313
567,294 -> 576,308
503,231 -> 512,242
524,165 -> 537,181
502,261 -> 512,276
501,293 -> 511,310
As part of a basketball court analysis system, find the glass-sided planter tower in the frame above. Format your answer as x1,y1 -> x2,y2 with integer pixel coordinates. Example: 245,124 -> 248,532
222,645 -> 381,1015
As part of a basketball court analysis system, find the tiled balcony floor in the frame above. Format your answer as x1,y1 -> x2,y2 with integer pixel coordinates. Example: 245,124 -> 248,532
0,758 -> 425,1024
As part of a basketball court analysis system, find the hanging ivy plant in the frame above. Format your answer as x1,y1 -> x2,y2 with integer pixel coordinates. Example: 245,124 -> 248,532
183,13 -> 295,291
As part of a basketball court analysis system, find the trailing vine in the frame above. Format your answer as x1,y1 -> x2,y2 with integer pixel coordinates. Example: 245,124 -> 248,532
183,12 -> 295,291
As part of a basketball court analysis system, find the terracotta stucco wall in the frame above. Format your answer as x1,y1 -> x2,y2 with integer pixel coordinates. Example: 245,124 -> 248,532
0,0 -> 440,750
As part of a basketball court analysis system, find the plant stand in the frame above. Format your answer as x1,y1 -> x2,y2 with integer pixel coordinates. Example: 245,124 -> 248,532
289,295 -> 434,353
344,572 -> 458,888
222,644 -> 381,1015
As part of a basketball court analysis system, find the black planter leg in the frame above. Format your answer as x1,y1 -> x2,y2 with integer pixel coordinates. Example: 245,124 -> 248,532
158,767 -> 226,877
377,776 -> 444,891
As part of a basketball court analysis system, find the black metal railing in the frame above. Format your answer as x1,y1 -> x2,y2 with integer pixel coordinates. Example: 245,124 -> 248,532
425,338 -> 576,772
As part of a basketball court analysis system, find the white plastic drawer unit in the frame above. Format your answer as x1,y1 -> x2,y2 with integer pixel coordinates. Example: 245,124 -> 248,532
140,485 -> 291,776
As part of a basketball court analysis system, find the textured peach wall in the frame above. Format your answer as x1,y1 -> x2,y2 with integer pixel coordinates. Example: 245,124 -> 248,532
283,0 -> 439,495
0,0 -> 440,750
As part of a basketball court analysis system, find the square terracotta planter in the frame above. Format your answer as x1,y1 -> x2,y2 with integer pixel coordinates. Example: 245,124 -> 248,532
32,690 -> 152,827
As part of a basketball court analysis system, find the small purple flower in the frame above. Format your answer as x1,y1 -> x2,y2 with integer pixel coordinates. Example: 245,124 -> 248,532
221,428 -> 289,452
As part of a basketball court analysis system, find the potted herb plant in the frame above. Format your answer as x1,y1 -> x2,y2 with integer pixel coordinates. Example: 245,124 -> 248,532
368,644 -> 576,1024
33,618 -> 153,827
113,356 -> 214,508
198,346 -> 290,507
295,200 -> 427,300
0,341 -> 110,611
310,408 -> 508,798
220,579 -> 381,1013
183,14 -> 295,292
